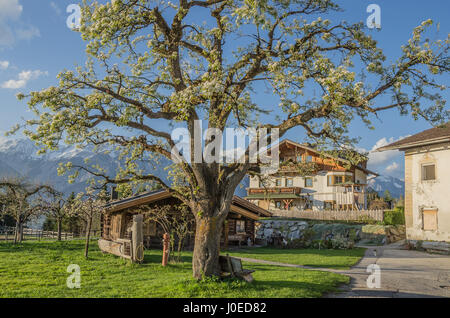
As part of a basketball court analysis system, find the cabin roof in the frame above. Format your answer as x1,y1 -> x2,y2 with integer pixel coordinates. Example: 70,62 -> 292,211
376,122 -> 450,151
104,190 -> 272,220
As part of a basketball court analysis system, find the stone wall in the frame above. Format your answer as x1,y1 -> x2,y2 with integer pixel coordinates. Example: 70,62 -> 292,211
255,219 -> 406,246
255,220 -> 309,242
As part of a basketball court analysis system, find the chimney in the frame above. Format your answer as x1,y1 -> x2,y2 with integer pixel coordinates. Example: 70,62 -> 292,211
111,186 -> 118,201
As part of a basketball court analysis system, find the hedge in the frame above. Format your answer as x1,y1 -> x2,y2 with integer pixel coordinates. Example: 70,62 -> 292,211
383,207 -> 405,225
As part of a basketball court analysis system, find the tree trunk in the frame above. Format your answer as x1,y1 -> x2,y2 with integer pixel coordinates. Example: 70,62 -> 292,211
20,223 -> 23,242
188,155 -> 248,279
84,217 -> 92,259
192,216 -> 225,279
14,221 -> 20,244
177,238 -> 183,263
57,218 -> 62,241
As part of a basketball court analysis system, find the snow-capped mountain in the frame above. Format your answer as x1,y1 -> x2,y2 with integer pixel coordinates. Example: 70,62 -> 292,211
0,138 -> 123,194
0,137 -> 245,196
368,175 -> 405,198
0,137 -> 405,198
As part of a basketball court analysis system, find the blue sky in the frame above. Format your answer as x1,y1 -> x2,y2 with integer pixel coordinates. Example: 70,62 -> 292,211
0,0 -> 449,180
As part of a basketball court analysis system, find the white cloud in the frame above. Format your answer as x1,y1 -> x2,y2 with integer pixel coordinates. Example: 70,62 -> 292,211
0,130 -> 7,145
367,136 -> 409,166
16,25 -> 40,40
1,69 -> 48,89
50,1 -> 62,16
0,60 -> 9,70
385,161 -> 399,173
360,136 -> 411,179
0,0 -> 23,21
0,0 -> 39,46
0,26 -> 13,46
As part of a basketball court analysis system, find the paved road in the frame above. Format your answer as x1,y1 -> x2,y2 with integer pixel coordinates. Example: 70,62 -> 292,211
237,241 -> 450,298
327,242 -> 450,298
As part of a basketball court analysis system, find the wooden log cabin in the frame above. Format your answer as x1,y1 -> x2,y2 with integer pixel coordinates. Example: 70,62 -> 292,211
100,190 -> 272,258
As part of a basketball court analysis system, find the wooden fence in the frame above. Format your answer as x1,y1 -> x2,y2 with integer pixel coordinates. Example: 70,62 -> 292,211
0,226 -> 77,241
270,209 -> 384,222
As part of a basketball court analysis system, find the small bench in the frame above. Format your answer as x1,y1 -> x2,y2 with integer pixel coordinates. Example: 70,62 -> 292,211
228,234 -> 249,247
219,254 -> 255,282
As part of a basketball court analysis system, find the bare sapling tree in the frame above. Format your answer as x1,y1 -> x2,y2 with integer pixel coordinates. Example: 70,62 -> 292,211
0,193 -> 9,229
13,0 -> 449,278
37,191 -> 70,241
140,203 -> 194,263
70,187 -> 106,258
0,178 -> 55,243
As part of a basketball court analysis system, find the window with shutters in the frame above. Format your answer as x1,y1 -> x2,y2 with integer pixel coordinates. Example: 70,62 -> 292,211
327,175 -> 352,186
334,176 -> 344,184
423,209 -> 438,231
327,175 -> 333,186
421,164 -> 436,181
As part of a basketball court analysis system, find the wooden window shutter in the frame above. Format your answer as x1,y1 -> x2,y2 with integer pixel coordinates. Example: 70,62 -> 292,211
423,209 -> 438,231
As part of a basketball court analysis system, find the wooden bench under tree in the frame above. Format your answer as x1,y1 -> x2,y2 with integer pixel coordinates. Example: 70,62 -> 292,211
219,254 -> 255,282
227,233 -> 250,247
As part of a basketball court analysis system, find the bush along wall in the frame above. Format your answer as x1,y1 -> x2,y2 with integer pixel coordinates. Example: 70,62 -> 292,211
383,207 -> 406,225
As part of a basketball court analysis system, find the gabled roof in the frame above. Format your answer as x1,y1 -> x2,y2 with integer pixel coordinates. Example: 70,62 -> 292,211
231,195 -> 272,217
104,190 -> 272,220
104,189 -> 172,212
377,122 -> 450,151
274,139 -> 378,176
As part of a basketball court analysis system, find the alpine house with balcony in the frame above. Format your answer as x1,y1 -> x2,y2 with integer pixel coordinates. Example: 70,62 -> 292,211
245,139 -> 378,212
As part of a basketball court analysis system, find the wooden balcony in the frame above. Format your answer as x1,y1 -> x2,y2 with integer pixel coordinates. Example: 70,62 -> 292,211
247,187 -> 302,195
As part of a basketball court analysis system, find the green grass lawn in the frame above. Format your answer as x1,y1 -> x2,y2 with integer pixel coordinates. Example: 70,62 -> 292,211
226,247 -> 366,270
0,240 -> 358,298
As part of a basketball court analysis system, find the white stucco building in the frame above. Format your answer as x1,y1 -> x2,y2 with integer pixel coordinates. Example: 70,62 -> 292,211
246,139 -> 378,212
378,123 -> 450,242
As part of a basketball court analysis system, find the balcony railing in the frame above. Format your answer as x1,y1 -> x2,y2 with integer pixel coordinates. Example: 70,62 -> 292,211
248,187 -> 302,195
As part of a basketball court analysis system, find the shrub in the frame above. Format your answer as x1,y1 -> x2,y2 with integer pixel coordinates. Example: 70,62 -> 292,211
383,208 -> 405,225
286,228 -> 357,250
285,228 -> 316,249
302,228 -> 316,241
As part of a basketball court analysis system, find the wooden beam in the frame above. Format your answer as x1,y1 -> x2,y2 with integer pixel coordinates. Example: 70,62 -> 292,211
98,238 -> 132,260
230,205 -> 260,221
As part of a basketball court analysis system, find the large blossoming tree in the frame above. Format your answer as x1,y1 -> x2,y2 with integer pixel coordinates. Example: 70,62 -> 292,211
15,0 -> 448,278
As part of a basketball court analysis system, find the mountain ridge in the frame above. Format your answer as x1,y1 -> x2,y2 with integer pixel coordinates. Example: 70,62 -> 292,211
0,137 -> 404,198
